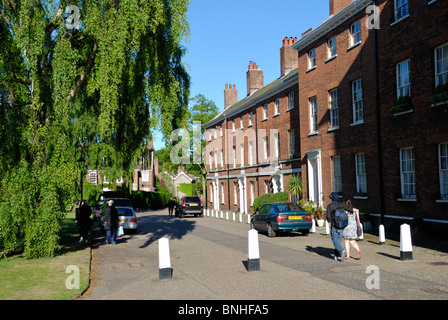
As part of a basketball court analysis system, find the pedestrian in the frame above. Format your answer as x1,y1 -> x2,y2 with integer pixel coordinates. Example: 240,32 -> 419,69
326,193 -> 353,261
168,197 -> 176,216
76,200 -> 92,243
104,199 -> 119,245
343,200 -> 361,260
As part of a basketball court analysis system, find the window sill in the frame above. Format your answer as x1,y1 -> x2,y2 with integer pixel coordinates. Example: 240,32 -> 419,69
306,66 -> 316,73
390,14 -> 410,27
397,198 -> 418,202
262,118 -> 268,122
436,199 -> 448,203
273,113 -> 280,118
392,109 -> 414,117
327,126 -> 339,132
350,121 -> 364,127
325,55 -> 337,63
308,132 -> 318,137
347,42 -> 361,52
428,0 -> 437,4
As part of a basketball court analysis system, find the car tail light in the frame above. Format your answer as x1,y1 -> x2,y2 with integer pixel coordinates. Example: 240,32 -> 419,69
182,197 -> 186,209
199,198 -> 204,208
130,218 -> 137,223
305,215 -> 312,221
276,215 -> 286,222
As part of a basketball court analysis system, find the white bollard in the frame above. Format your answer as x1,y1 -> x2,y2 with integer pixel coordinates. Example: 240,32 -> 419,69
158,237 -> 173,280
325,220 -> 330,235
226,211 -> 229,220
247,213 -> 251,224
239,213 -> 243,223
379,224 -> 385,245
247,229 -> 260,271
220,211 -> 223,219
400,224 -> 413,261
311,219 -> 316,234
232,212 -> 235,222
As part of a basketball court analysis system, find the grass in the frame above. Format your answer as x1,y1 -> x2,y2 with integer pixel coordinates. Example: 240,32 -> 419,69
0,211 -> 91,300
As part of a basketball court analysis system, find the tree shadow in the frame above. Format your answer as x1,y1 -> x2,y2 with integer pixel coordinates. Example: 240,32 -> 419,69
137,214 -> 197,248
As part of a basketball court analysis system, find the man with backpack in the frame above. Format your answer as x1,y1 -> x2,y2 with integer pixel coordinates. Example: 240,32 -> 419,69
326,193 -> 353,261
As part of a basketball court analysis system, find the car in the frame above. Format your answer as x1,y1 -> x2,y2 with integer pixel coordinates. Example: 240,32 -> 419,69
175,196 -> 204,218
250,202 -> 312,237
116,206 -> 138,234
99,198 -> 136,232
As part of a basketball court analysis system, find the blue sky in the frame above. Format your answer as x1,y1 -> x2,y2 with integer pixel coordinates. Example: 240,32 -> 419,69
153,0 -> 330,150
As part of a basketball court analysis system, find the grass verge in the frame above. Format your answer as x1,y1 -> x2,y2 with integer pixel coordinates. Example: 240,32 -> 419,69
0,211 -> 91,300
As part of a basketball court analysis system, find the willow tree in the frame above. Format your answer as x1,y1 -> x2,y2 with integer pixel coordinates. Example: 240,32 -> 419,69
0,0 -> 190,258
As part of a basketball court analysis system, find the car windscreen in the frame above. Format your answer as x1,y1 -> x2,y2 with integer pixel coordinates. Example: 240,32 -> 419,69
275,204 -> 306,213
114,200 -> 132,207
117,208 -> 134,216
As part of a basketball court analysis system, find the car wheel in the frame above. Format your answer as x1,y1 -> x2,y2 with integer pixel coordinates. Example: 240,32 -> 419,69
301,229 -> 310,236
267,223 -> 276,238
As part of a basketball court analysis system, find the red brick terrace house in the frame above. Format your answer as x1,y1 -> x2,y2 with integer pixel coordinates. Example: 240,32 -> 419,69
204,37 -> 300,214
292,0 -> 448,233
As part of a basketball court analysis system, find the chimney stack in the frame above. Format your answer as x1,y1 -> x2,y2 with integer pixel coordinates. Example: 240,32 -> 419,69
280,37 -> 298,77
329,0 -> 354,15
246,62 -> 263,96
224,83 -> 238,109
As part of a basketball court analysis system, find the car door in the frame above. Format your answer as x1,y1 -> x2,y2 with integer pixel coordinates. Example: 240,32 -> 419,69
256,204 -> 270,231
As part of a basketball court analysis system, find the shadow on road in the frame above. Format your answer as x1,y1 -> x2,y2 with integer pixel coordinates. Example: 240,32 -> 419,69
305,245 -> 334,260
137,214 -> 197,248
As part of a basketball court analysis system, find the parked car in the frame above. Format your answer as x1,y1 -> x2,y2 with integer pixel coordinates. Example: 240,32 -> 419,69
250,203 -> 312,237
99,198 -> 135,231
175,196 -> 204,218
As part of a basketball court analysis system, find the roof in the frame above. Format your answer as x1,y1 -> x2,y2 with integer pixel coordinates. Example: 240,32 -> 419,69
205,68 -> 299,128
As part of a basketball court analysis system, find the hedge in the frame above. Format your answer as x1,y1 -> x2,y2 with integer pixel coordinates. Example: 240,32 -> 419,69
252,191 -> 289,212
130,191 -> 171,210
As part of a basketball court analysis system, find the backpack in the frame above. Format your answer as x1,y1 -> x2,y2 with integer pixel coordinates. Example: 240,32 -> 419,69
333,206 -> 348,229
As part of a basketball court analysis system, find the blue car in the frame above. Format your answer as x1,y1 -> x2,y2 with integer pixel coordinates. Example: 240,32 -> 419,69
250,203 -> 313,237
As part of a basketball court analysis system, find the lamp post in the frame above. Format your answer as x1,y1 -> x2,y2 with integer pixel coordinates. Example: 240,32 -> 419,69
78,155 -> 85,207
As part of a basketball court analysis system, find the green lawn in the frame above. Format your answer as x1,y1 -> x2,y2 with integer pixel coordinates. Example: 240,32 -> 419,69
0,211 -> 91,300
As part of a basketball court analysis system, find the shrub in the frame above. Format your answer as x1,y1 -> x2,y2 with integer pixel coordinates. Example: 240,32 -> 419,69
252,192 -> 289,212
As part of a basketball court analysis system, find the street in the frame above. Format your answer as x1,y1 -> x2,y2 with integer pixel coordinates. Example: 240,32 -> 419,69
83,208 -> 448,300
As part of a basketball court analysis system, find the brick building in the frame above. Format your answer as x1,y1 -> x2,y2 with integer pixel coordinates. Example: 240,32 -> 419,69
205,0 -> 448,232
205,37 -> 300,214
292,0 -> 448,229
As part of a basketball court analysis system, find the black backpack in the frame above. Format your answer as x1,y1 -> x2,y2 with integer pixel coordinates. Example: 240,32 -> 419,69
333,205 -> 348,229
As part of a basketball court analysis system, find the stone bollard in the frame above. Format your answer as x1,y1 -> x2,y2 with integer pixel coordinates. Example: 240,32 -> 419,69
247,229 -> 260,271
379,225 -> 386,245
220,211 -> 223,219
358,223 -> 364,241
247,213 -> 251,224
311,219 -> 316,234
232,212 -> 236,222
226,211 -> 229,220
239,213 -> 243,223
158,237 -> 173,280
400,224 -> 413,261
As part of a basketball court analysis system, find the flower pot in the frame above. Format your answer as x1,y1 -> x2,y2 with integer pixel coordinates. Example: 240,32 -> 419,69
317,219 -> 325,227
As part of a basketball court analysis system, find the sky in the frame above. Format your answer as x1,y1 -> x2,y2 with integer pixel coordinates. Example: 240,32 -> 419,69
153,0 -> 331,150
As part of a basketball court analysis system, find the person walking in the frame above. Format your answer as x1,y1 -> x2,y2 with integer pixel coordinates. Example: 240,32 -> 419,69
104,199 -> 119,245
168,197 -> 176,217
326,193 -> 353,261
76,200 -> 92,243
343,200 -> 361,260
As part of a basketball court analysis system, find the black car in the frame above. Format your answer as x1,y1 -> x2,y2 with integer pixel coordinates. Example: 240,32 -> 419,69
175,196 -> 204,218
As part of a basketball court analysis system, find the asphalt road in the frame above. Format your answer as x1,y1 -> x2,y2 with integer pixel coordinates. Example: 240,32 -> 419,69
82,208 -> 448,301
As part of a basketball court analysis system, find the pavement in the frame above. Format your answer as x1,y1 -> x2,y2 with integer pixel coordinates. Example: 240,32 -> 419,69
81,208 -> 448,301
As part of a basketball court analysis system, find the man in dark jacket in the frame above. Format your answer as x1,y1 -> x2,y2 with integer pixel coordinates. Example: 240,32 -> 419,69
326,193 -> 353,261
104,199 -> 119,245
76,200 -> 92,243
167,197 -> 176,216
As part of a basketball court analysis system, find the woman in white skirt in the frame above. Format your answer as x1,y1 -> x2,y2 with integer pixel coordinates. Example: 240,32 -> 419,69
343,200 -> 361,260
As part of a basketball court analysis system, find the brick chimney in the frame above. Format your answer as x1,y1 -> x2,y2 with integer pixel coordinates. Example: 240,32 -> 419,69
280,37 -> 298,77
329,0 -> 354,15
246,62 -> 263,96
224,83 -> 238,109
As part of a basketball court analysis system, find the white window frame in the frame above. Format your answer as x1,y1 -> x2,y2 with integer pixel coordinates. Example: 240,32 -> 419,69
248,111 -> 253,126
329,88 -> 339,129
240,115 -> 244,130
142,170 -> 150,182
274,98 -> 280,116
352,79 -> 364,124
263,104 -> 268,120
288,91 -> 294,110
234,182 -> 238,205
221,182 -> 225,204
394,0 -> 410,21
397,59 -> 411,98
328,36 -> 337,59
438,143 -> 448,200
435,43 -> 448,87
274,133 -> 279,159
288,129 -> 295,156
308,49 -> 316,70
240,143 -> 244,167
350,21 -> 361,47
332,156 -> 342,193
89,171 -> 98,185
355,153 -> 367,194
400,147 -> 416,200
250,181 -> 255,206
309,97 -> 318,134
232,119 -> 236,132
233,146 -> 236,168
263,136 -> 269,161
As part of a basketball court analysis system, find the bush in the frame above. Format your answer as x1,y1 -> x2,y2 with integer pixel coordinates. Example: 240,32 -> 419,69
179,183 -> 197,196
130,191 -> 171,210
252,192 -> 289,212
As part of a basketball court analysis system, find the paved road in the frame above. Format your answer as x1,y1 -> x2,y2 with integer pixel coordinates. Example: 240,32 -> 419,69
82,208 -> 448,300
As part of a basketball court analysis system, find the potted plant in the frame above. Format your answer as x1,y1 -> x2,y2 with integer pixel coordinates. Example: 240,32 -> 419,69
314,206 -> 325,227
287,174 -> 303,204
429,83 -> 448,106
390,95 -> 412,115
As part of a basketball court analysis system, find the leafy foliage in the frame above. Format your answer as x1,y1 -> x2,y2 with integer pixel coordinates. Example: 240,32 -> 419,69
0,0 -> 190,257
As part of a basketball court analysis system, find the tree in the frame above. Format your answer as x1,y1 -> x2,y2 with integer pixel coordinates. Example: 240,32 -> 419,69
287,174 -> 303,204
0,0 -> 190,258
